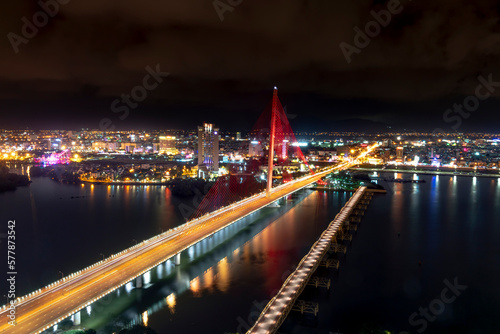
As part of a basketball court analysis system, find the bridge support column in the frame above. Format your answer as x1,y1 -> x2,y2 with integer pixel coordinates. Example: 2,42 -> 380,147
266,87 -> 278,197
73,311 -> 81,326
136,276 -> 142,288
188,246 -> 195,261
157,263 -> 163,279
174,253 -> 181,266
166,260 -> 172,275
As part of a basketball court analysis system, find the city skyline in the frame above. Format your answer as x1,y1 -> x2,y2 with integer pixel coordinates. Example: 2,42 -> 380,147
1,2 -> 500,334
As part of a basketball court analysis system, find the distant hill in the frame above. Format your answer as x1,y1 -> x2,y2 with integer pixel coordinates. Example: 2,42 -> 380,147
290,117 -> 391,133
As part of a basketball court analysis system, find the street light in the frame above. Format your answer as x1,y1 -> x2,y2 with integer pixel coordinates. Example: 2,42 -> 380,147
132,239 -> 137,245
100,253 -> 105,260
58,271 -> 64,279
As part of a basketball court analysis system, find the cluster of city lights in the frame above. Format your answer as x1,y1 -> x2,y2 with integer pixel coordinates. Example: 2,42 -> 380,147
0,147 -> 377,333
34,150 -> 71,165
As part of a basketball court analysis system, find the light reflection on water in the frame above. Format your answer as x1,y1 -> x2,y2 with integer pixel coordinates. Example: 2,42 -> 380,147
166,293 -> 176,314
284,173 -> 500,334
11,175 -> 500,333
34,187 -> 344,334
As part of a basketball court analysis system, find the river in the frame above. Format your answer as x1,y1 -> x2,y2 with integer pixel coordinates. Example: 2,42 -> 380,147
1,174 -> 499,333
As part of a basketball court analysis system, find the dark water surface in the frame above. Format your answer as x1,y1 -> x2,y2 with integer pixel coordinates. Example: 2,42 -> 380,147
1,174 -> 499,334
0,178 -> 348,333
283,173 -> 500,334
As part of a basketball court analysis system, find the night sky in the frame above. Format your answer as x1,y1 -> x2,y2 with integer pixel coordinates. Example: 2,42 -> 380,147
1,0 -> 500,132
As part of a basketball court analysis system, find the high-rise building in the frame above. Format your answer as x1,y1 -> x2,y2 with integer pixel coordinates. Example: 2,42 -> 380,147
123,142 -> 137,153
396,146 -> 404,162
279,139 -> 289,159
198,123 -> 219,176
159,136 -> 178,155
384,149 -> 391,162
382,139 -> 393,148
249,140 -> 263,157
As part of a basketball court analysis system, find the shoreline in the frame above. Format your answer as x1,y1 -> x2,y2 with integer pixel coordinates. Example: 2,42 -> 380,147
79,180 -> 171,186
349,167 -> 500,178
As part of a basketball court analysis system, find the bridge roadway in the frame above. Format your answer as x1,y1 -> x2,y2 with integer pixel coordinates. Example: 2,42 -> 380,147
0,161 -> 362,334
247,186 -> 368,334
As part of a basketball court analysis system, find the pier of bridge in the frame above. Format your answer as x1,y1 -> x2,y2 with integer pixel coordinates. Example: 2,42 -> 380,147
0,86 -> 378,334
247,186 -> 376,334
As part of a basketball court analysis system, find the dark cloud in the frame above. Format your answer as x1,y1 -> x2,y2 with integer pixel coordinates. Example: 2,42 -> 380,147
1,0 -> 500,131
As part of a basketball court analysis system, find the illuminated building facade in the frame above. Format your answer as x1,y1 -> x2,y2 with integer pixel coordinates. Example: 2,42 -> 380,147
92,141 -> 118,151
249,140 -> 263,157
122,142 -> 137,153
198,123 -> 219,177
278,139 -> 289,159
396,146 -> 404,162
159,136 -> 178,155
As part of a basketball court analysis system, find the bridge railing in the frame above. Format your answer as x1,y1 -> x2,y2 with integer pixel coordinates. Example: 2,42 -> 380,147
247,186 -> 367,333
0,167 -> 336,313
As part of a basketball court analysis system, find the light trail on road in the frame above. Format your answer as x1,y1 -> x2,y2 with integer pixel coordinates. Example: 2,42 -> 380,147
0,145 -> 377,334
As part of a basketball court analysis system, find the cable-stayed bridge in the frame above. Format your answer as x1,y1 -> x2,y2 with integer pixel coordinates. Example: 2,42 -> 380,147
0,88 -> 376,334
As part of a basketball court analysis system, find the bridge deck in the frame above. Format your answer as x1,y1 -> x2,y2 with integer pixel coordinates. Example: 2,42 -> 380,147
0,143 -> 377,334
247,186 -> 367,334
0,167 -> 343,334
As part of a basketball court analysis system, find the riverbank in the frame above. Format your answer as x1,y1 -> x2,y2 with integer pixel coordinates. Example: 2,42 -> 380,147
350,166 -> 500,178
310,185 -> 387,193
80,180 -> 170,186
0,163 -> 31,192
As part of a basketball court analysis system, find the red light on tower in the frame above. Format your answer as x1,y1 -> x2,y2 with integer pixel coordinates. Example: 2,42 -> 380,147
266,87 -> 278,196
